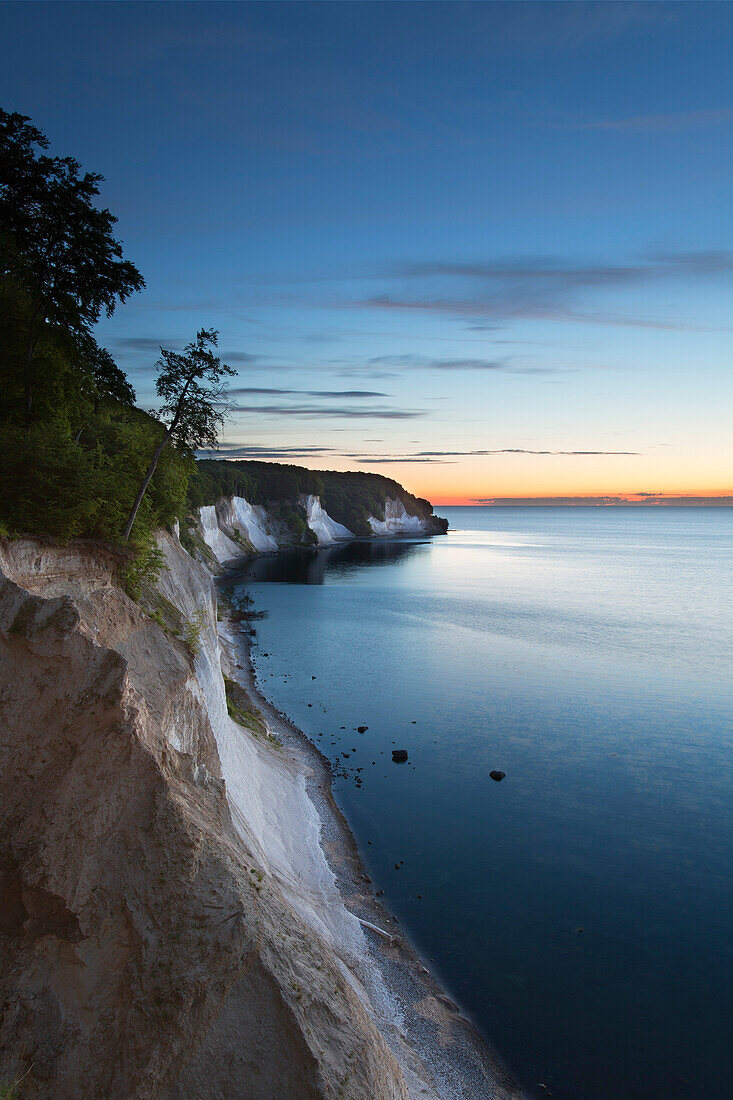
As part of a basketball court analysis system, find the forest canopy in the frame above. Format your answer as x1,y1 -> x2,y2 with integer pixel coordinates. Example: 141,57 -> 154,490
189,460 -> 438,536
0,108 -> 442,563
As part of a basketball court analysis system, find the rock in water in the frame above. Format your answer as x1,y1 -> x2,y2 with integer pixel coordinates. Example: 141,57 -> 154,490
357,725 -> 368,733
489,770 -> 506,782
392,749 -> 408,763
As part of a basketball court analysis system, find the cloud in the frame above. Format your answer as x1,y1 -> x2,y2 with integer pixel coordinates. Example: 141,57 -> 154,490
368,353 -> 509,372
472,495 -> 733,506
229,403 -> 423,420
369,353 -> 573,375
558,107 -> 733,133
346,448 -> 640,463
200,443 -> 338,460
221,351 -> 262,363
228,387 -> 390,398
115,336 -> 177,351
417,448 -> 640,456
401,250 -> 733,286
355,458 -> 456,464
362,295 -> 729,334
356,251 -> 733,331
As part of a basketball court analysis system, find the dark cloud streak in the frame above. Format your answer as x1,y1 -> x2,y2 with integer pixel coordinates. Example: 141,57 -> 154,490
230,403 -> 423,420
229,387 -> 390,397
357,250 -> 733,331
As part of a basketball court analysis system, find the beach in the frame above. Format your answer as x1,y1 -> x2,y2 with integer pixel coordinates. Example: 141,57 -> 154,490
218,598 -> 524,1100
224,509 -> 733,1099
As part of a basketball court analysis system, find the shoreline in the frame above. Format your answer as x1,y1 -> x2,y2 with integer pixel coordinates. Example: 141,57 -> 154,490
217,569 -> 525,1100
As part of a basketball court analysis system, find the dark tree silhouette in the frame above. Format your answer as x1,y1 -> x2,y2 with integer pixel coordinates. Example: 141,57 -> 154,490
123,329 -> 235,541
74,333 -> 135,411
0,109 -> 144,429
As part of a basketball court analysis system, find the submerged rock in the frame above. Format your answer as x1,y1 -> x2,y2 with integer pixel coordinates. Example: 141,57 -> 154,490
392,749 -> 408,763
489,770 -> 506,782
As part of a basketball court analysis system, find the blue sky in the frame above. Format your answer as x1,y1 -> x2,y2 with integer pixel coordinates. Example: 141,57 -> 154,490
2,1 -> 732,501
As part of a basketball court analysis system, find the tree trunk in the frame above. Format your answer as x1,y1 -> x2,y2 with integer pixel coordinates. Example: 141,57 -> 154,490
122,429 -> 170,542
122,376 -> 191,542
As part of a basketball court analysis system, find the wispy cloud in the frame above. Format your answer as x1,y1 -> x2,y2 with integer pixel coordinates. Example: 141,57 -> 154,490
364,295 -> 731,332
355,251 -> 733,331
115,336 -> 178,351
230,403 -> 424,420
366,353 -> 571,374
202,443 -> 339,460
229,387 -> 390,398
348,447 -> 640,464
473,495 -> 733,506
556,107 -> 733,133
221,351 -> 262,363
418,448 -> 640,456
353,456 -> 458,465
368,354 -> 509,372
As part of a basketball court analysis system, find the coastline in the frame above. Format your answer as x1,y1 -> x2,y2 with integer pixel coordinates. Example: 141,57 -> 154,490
217,570 -> 525,1100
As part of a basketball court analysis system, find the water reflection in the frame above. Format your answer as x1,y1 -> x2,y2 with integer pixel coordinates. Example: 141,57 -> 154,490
230,537 -> 430,585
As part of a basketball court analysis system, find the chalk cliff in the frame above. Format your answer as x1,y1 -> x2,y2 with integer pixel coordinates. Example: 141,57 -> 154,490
0,535 -> 417,1098
193,493 -> 446,565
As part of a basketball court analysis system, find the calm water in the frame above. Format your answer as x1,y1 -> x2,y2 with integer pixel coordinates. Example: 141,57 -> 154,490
230,507 -> 733,1099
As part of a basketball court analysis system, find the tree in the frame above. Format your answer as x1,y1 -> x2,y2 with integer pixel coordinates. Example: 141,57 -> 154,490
0,109 -> 144,429
73,332 -> 135,411
123,329 -> 235,541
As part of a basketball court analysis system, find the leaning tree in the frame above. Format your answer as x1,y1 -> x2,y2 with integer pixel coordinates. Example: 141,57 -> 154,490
0,108 -> 144,429
123,329 -> 235,541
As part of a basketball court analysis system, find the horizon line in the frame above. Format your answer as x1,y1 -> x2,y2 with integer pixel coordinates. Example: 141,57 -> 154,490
432,495 -> 733,507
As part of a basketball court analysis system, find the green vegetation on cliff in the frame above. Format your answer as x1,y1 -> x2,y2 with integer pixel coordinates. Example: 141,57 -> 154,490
0,108 -> 189,561
0,107 -> 445,560
189,459 -> 444,535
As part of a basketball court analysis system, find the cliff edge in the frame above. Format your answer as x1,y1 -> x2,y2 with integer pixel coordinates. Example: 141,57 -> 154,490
0,535 -> 413,1099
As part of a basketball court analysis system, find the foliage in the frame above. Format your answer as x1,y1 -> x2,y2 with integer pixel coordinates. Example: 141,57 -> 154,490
122,329 -> 234,541
188,459 -> 438,535
73,330 -> 135,412
0,108 -> 144,430
224,677 -> 280,748
181,610 -> 207,657
119,534 -> 166,601
0,108 -> 444,595
0,396 -> 191,546
0,108 -> 185,566
155,329 -> 235,451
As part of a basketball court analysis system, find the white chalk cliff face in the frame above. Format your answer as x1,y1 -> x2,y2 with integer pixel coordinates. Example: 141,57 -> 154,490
0,535 -> 413,1099
302,494 -> 354,545
223,497 -> 280,553
199,503 -> 242,562
155,532 -> 363,957
198,493 -> 435,565
368,497 -> 428,536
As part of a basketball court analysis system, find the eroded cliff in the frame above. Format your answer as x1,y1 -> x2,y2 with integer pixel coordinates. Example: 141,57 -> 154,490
0,536 -> 412,1099
191,493 -> 446,566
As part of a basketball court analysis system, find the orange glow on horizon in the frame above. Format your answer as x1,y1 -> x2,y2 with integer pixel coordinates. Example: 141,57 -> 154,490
428,493 -> 733,507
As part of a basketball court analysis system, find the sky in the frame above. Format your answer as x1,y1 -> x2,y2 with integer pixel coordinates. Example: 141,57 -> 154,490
1,1 -> 732,504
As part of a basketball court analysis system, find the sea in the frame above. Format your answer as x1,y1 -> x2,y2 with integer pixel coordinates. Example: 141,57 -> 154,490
228,506 -> 733,1100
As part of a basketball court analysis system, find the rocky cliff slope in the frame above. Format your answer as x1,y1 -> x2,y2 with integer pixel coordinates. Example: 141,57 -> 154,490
0,535 -> 417,1098
191,492 -> 445,565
